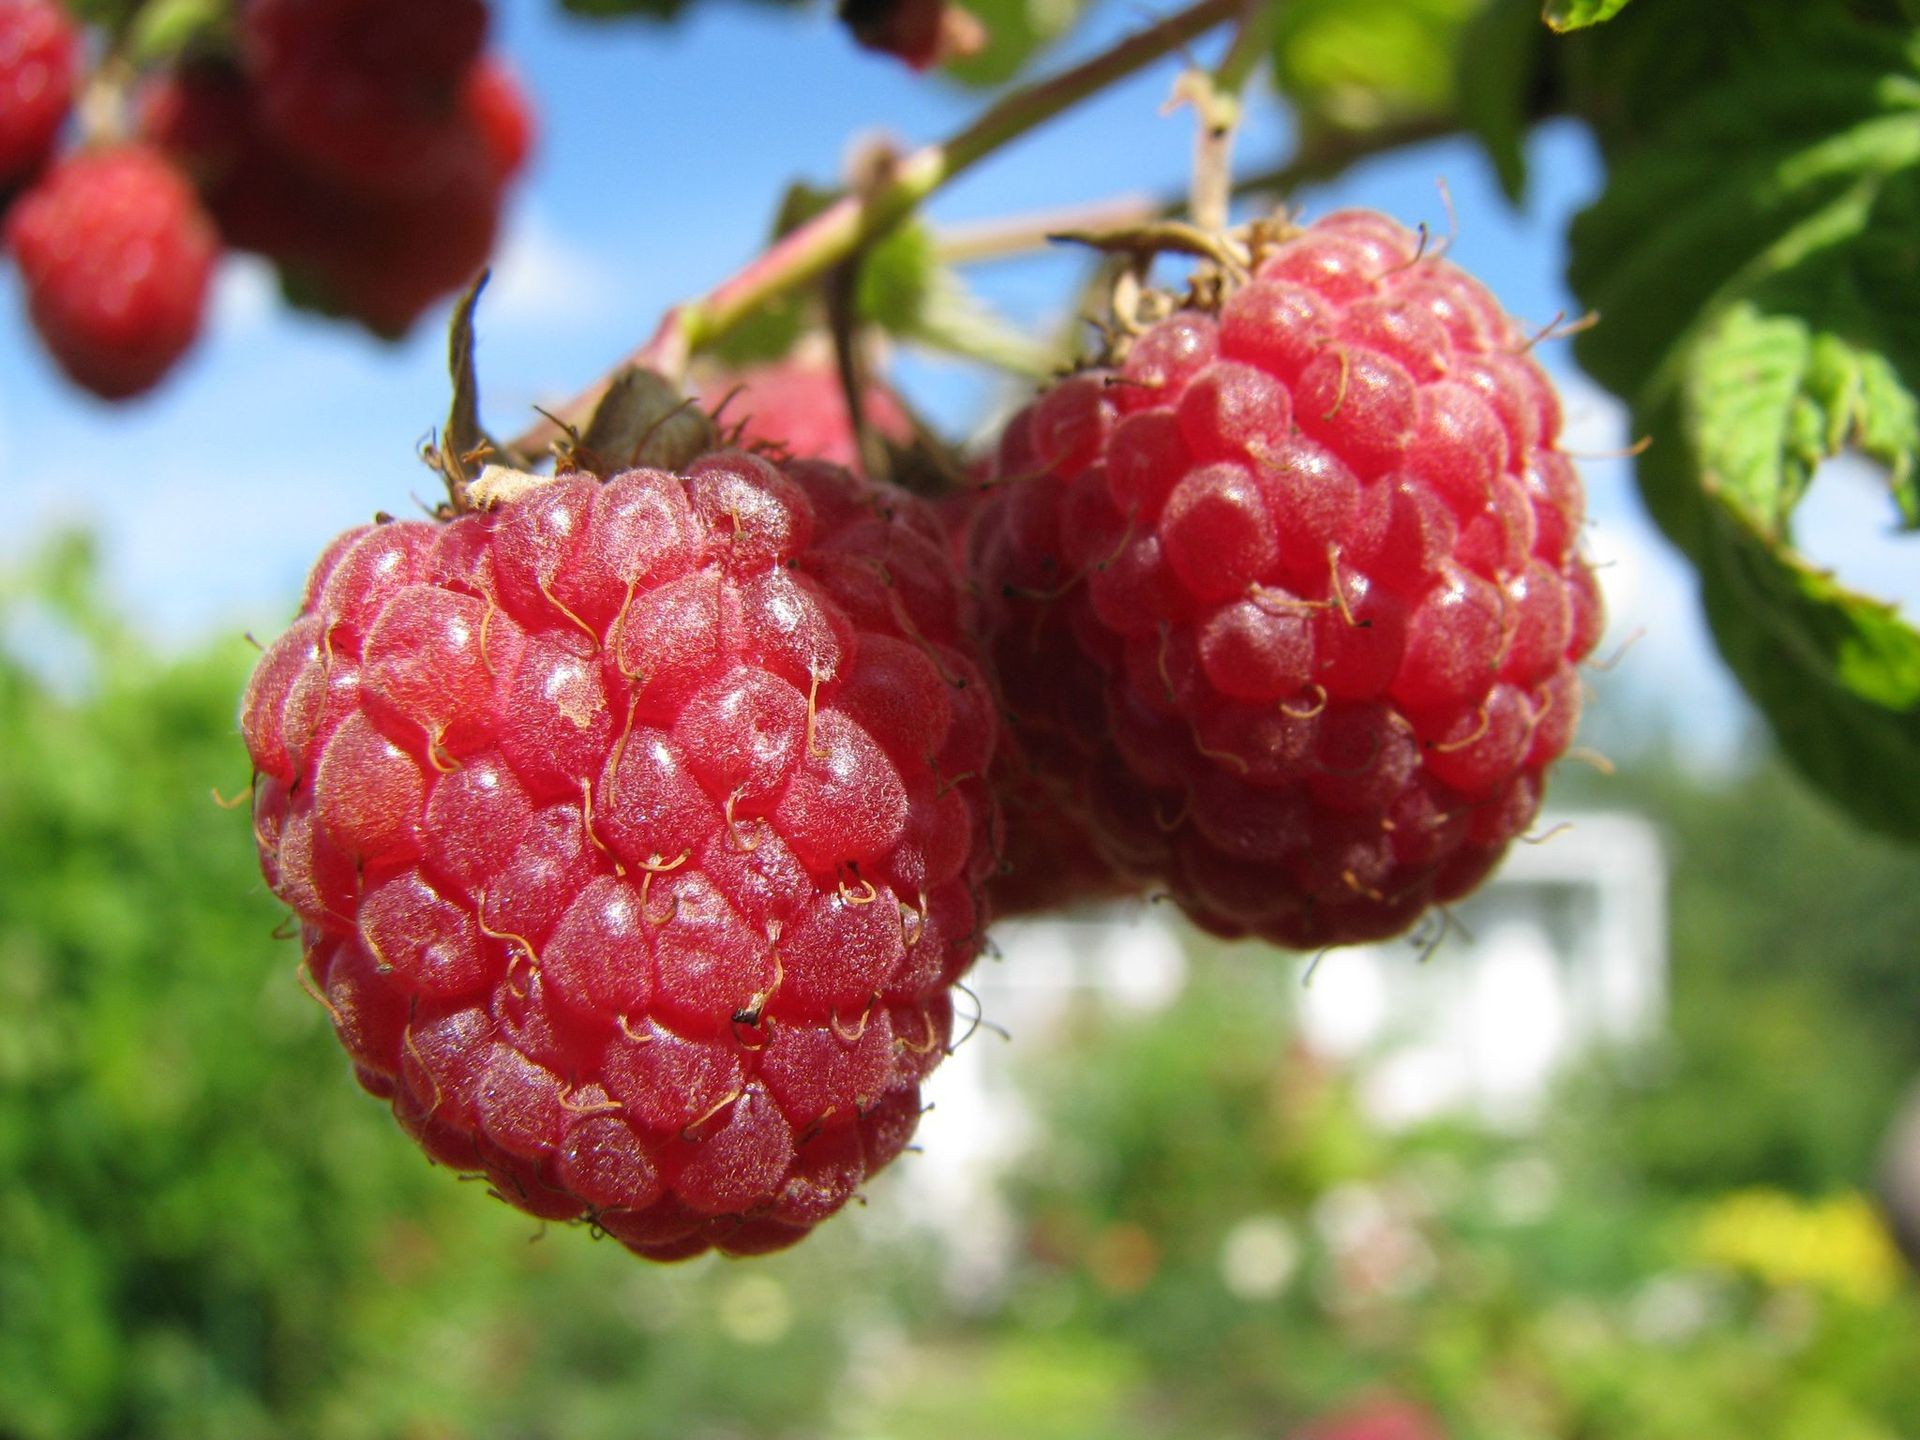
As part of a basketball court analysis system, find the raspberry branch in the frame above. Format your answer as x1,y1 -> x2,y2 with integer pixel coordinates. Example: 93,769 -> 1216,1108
932,196 -> 1164,265
923,115 -> 1457,271
953,116 -> 1464,265
1175,0 -> 1270,233
509,0 -> 1241,459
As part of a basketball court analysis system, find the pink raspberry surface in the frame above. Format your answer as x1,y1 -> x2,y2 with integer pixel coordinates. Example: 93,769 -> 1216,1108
243,455 -> 998,1260
699,357 -> 915,477
5,145 -> 219,399
969,210 -> 1603,949
0,0 -> 76,188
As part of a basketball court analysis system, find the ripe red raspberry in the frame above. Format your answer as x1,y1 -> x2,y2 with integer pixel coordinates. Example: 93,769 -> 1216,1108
143,55 -> 531,337
0,0 -> 77,190
930,487 -> 1135,918
308,54 -> 527,337
688,358 -> 1111,916
970,210 -> 1602,948
141,62 -> 310,253
242,454 -> 998,1259
241,0 -> 489,199
5,145 -> 219,399
698,355 -> 915,476
462,55 -> 532,179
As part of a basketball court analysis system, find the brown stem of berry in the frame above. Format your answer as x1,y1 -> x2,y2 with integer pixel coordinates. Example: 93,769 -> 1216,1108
509,0 -> 1241,459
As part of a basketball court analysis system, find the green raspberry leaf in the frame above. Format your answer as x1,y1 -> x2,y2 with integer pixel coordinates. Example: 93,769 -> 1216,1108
1663,392 -> 1920,840
1568,9 -> 1920,840
1542,0 -> 1634,32
127,0 -> 228,62
705,295 -> 809,369
855,221 -> 1055,375
1692,284 -> 1919,544
1456,0 -> 1548,201
1269,0 -> 1482,130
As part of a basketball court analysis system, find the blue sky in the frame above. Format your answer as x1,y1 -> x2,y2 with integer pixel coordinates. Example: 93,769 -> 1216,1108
2,0 -> 1913,763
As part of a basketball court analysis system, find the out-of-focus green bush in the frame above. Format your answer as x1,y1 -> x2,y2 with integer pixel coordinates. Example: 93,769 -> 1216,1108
986,953 -> 1920,1440
970,757 -> 1920,1440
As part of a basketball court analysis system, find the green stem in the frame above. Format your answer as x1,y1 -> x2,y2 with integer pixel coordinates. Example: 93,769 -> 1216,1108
1187,0 -> 1272,231
933,195 -> 1163,264
511,0 -> 1240,457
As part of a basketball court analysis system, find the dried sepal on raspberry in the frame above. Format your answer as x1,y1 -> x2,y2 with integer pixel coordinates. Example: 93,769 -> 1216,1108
968,207 -> 1603,949
243,440 -> 1000,1260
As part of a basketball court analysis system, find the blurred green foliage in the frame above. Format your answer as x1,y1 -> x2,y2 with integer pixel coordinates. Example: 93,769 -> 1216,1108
1000,962 -> 1920,1439
1560,756 -> 1920,1199
3,540 -> 1920,1438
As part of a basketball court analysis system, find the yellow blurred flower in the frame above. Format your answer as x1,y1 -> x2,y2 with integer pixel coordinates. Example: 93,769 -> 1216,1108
1691,1189 -> 1903,1307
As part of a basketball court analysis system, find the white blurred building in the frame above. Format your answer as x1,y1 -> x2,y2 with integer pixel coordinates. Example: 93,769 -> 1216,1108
881,810 -> 1667,1290
1298,810 -> 1667,1128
